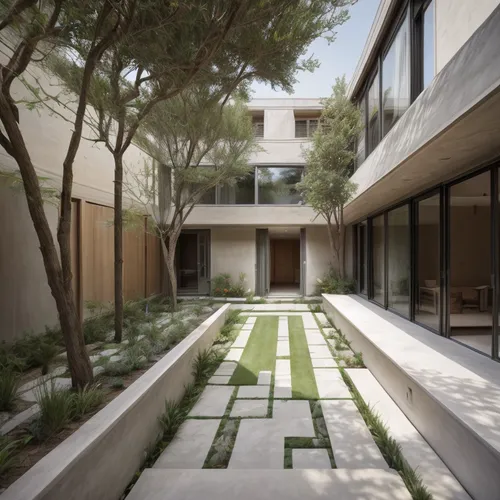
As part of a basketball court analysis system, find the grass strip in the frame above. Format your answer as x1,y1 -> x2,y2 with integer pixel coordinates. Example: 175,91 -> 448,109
340,369 -> 433,500
289,316 -> 319,400
229,316 -> 278,385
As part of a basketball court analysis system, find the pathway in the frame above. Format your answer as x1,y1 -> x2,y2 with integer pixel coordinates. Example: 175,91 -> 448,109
127,305 -> 412,500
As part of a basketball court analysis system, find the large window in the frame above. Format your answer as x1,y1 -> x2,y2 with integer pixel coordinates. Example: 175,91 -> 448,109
295,119 -> 319,138
358,221 -> 368,295
423,0 -> 435,89
355,97 -> 366,170
388,205 -> 410,316
367,72 -> 380,154
257,167 -> 302,205
372,215 -> 385,305
382,13 -> 410,136
219,171 -> 255,204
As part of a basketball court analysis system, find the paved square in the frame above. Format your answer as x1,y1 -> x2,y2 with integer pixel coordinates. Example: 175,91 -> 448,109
314,369 -> 351,399
237,385 -> 270,399
312,358 -> 338,368
214,362 -> 237,377
225,349 -> 243,362
230,400 -> 268,418
208,375 -> 231,385
189,386 -> 234,417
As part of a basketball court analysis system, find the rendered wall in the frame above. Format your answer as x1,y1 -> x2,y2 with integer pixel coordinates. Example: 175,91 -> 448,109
305,226 -> 332,296
210,227 -> 256,293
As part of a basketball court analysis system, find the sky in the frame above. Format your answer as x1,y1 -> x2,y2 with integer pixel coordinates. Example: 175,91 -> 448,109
250,0 -> 380,99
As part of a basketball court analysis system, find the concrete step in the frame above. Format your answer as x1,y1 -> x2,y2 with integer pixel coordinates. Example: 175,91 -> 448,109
127,469 -> 412,500
346,368 -> 471,500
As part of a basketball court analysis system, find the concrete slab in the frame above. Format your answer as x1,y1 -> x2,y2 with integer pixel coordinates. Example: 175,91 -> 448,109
277,340 -> 290,357
301,313 -> 318,329
321,400 -> 387,469
153,419 -> 220,469
208,375 -> 231,385
292,449 -> 331,469
237,385 -> 270,399
17,366 -> 68,394
214,362 -> 237,377
305,332 -> 327,346
240,324 -> 254,331
0,404 -> 40,436
225,349 -> 243,362
347,369 -> 471,500
257,371 -> 272,385
188,386 -> 234,417
21,378 -> 73,403
273,400 -> 315,438
314,313 -> 329,326
314,369 -> 351,399
230,400 -> 268,418
308,345 -> 333,359
311,358 -> 338,368
232,332 -> 251,349
275,359 -> 292,398
128,469 -> 413,500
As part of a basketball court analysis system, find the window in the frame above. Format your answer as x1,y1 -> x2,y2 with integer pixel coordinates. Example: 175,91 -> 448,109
355,96 -> 366,170
253,117 -> 264,138
257,167 -> 302,204
367,72 -> 380,154
219,170 -> 255,204
423,0 -> 435,89
295,119 -> 318,138
382,12 -> 410,136
372,215 -> 385,305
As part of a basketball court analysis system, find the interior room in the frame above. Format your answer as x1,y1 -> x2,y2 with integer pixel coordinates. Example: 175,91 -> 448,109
269,227 -> 300,296
176,232 -> 198,294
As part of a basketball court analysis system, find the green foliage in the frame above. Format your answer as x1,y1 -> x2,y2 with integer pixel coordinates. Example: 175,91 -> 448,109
72,385 -> 105,420
12,334 -> 60,375
212,273 -> 249,298
83,314 -> 114,344
0,437 -> 23,477
0,370 -> 19,411
192,348 -> 224,384
245,295 -> 266,304
0,346 -> 25,373
225,309 -> 243,327
160,400 -> 188,440
110,378 -> 125,389
103,361 -> 133,377
315,266 -> 356,295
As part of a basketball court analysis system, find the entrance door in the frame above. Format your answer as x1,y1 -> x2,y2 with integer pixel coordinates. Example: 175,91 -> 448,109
197,230 -> 211,295
177,229 -> 211,295
256,229 -> 270,296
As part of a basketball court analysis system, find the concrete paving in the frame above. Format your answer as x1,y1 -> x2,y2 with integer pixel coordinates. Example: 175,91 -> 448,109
237,385 -> 270,399
313,369 -> 351,399
214,362 -> 237,377
225,348 -> 243,362
257,371 -> 272,385
128,469 -> 413,500
232,332 -> 251,348
154,419 -> 220,469
208,375 -> 231,385
277,340 -> 290,357
188,386 -> 234,417
305,332 -> 327,345
308,345 -> 333,359
230,400 -> 269,418
311,358 -> 337,368
292,449 -> 331,469
321,400 -> 387,469
274,359 -> 292,398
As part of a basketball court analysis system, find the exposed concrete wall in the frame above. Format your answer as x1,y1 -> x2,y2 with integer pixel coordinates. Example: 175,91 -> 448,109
0,179 -> 59,342
435,0 -> 499,73
210,227 -> 256,293
2,305 -> 229,500
305,226 -> 332,296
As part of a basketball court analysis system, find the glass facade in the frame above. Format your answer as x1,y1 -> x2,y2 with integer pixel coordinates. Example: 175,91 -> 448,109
257,167 -> 302,205
387,205 -> 410,316
355,97 -> 366,169
359,221 -> 368,295
382,12 -> 410,136
423,1 -> 435,89
367,72 -> 380,155
219,171 -> 255,204
372,215 -> 385,304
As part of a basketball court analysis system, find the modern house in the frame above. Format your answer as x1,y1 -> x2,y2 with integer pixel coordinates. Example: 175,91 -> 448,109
180,98 -> 332,298
343,0 -> 500,361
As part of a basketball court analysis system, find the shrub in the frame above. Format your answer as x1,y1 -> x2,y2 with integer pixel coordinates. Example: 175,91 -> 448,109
33,383 -> 74,439
0,370 -> 19,411
83,314 -> 113,344
0,346 -> 25,373
72,385 -> 105,419
110,378 -> 125,389
104,361 -> 133,376
315,267 -> 356,295
0,437 -> 21,476
12,334 -> 59,374
212,273 -> 248,298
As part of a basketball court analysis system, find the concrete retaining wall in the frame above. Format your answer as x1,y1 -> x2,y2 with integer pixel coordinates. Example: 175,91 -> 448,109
2,304 -> 230,500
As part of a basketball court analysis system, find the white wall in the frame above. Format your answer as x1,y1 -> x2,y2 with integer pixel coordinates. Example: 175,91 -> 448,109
210,227 -> 256,292
435,0 -> 499,72
305,226 -> 332,296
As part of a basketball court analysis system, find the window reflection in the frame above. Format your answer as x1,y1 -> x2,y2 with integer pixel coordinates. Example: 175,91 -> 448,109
355,97 -> 366,169
372,215 -> 385,304
367,72 -> 380,154
382,13 -> 410,136
219,171 -> 255,204
423,1 -> 435,89
257,167 -> 302,204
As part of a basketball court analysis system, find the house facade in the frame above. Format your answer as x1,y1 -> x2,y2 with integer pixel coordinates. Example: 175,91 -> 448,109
181,98 -> 332,298
344,0 -> 500,360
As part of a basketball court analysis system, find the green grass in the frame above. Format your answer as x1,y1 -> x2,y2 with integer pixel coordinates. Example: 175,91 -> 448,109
289,316 -> 319,399
229,317 -> 278,385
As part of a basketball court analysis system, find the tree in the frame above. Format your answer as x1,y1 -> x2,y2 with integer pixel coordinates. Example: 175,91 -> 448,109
297,77 -> 361,279
49,0 -> 354,340
127,92 -> 257,309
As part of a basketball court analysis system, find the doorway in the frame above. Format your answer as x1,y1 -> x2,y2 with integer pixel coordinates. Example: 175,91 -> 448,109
176,229 -> 210,295
269,228 -> 301,296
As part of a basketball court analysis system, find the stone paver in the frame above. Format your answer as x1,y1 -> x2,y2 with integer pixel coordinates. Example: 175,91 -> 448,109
273,400 -> 315,437
21,377 -> 73,402
305,332 -> 327,345
321,400 -> 387,469
230,400 -> 268,418
274,359 -> 292,398
100,348 -> 120,357
232,332 -> 251,349
208,375 -> 231,385
314,369 -> 351,399
301,313 -> 318,329
314,313 -> 329,326
225,349 -> 243,362
312,358 -> 338,368
292,449 -> 331,469
240,324 -> 254,331
257,371 -> 272,385
308,345 -> 333,359
17,366 -> 68,394
128,469 -> 413,500
154,419 -> 220,469
277,340 -> 290,357
0,404 -> 40,436
188,386 -> 234,417
214,362 -> 237,377
237,385 -> 270,399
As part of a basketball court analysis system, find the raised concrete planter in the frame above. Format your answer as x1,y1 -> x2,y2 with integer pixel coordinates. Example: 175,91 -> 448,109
322,294 -> 500,500
2,304 -> 230,500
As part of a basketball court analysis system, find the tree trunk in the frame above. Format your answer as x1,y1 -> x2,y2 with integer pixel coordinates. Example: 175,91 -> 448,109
0,92 -> 93,388
160,237 -> 177,311
114,154 -> 124,342
326,219 -> 340,274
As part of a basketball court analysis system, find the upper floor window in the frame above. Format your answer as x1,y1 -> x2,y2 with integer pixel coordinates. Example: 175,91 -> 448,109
422,0 -> 435,89
295,118 -> 319,138
367,71 -> 380,155
252,117 -> 264,138
355,97 -> 366,170
258,167 -> 303,204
